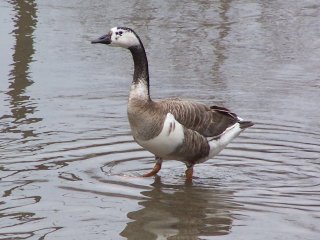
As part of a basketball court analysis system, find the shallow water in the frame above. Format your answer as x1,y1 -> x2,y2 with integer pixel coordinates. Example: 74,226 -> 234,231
1,0 -> 320,239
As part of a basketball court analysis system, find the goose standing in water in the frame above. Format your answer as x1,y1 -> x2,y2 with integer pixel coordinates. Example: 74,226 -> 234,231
91,27 -> 253,180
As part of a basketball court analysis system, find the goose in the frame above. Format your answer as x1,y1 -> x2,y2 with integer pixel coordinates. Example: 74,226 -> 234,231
91,27 -> 253,180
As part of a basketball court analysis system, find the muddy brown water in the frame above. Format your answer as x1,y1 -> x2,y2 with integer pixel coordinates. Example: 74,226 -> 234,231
1,0 -> 320,239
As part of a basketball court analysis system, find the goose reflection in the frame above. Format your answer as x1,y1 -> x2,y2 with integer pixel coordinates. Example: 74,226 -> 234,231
121,176 -> 237,239
2,0 -> 41,138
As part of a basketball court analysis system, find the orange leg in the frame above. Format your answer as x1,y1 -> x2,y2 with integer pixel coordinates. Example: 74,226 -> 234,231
185,167 -> 193,181
143,157 -> 162,177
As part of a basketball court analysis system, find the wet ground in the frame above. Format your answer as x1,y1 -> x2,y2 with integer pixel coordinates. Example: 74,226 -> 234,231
1,0 -> 320,239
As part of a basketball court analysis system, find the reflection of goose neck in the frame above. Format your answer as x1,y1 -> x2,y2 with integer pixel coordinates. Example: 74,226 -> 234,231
129,44 -> 150,100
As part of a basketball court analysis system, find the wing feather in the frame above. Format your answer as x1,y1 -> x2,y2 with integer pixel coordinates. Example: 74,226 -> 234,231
157,99 -> 238,137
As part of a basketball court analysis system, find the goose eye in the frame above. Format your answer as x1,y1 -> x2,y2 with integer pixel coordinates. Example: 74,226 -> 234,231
119,31 -> 123,35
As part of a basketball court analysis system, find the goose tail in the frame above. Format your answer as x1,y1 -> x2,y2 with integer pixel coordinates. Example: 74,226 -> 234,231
208,120 -> 253,158
239,120 -> 254,129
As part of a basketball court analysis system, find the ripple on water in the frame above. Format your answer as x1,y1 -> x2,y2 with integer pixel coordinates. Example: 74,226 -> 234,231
212,120 -> 320,218
2,0 -> 320,238
1,115 -> 320,239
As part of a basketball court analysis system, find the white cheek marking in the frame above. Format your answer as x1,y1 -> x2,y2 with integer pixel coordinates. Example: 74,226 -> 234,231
110,28 -> 140,48
137,113 -> 184,157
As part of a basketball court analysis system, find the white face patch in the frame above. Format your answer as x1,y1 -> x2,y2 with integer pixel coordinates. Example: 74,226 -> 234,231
109,27 -> 140,48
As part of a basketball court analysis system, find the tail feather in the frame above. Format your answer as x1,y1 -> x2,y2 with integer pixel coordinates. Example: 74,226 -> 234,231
239,121 -> 254,129
208,121 -> 253,158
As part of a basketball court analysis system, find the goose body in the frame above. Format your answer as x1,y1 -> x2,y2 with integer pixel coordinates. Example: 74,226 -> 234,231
92,27 -> 254,179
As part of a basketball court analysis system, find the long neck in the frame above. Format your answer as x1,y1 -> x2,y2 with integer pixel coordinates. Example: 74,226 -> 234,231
129,45 -> 150,101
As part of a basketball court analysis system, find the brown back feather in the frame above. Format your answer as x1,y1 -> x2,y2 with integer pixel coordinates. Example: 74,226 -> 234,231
157,99 -> 238,137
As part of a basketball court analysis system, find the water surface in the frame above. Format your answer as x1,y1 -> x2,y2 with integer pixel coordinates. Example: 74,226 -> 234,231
1,0 -> 320,239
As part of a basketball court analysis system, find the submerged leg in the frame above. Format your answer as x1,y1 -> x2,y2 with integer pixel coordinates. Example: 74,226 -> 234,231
185,165 -> 194,181
143,157 -> 163,177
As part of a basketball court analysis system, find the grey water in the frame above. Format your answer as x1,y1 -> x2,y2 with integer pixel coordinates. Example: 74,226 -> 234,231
1,0 -> 320,239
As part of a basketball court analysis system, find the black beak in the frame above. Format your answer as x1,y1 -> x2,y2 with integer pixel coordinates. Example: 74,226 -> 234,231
91,33 -> 111,44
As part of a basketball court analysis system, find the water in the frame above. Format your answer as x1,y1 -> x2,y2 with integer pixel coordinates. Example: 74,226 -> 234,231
1,0 -> 320,239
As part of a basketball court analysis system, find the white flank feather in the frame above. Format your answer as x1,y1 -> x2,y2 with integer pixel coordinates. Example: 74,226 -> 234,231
137,113 -> 184,157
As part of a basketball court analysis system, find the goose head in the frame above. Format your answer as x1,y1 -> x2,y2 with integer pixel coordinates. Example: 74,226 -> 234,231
91,27 -> 141,49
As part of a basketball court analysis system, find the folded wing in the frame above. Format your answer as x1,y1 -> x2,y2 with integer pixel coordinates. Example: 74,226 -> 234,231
158,98 -> 239,137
